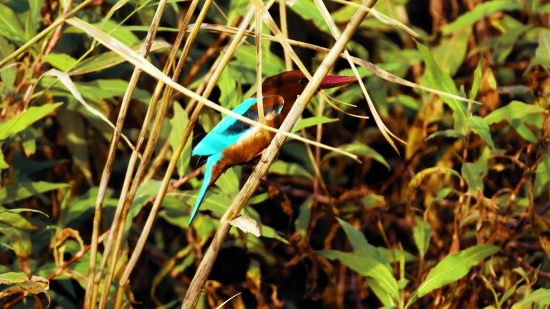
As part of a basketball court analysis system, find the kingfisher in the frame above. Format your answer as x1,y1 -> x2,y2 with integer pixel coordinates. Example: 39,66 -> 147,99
188,70 -> 357,226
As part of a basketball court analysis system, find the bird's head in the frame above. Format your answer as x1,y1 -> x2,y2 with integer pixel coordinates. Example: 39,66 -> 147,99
258,70 -> 357,101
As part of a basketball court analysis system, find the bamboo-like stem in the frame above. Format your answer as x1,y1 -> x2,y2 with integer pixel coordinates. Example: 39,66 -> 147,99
180,1 -> 376,307
83,2 -> 168,308
187,24 -> 480,106
279,0 -> 292,71
93,1 -> 201,308
67,17 -> 360,162
314,0 -> 403,153
116,6 -> 259,303
255,12 -> 270,142
108,1 -> 216,307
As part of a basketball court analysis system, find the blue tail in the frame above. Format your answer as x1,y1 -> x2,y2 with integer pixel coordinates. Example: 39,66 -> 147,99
188,153 -> 222,226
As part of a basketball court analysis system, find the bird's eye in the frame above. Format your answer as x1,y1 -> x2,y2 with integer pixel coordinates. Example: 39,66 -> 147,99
299,78 -> 308,85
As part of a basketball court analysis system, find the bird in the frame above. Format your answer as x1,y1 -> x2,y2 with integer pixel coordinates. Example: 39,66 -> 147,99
188,70 -> 357,226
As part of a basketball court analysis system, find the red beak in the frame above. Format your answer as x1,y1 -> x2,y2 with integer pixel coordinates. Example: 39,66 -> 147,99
320,75 -> 358,89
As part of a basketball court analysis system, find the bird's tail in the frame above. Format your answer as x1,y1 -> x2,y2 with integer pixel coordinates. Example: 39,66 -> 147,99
188,153 -> 222,226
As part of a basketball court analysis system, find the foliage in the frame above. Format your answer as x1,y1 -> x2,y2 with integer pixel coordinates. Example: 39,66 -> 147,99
0,0 -> 549,308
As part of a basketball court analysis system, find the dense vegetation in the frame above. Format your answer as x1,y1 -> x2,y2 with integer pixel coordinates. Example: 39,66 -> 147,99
1,0 -> 549,308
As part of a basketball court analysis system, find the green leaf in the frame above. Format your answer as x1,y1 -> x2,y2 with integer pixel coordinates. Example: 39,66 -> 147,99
0,103 -> 64,141
416,41 -> 466,134
0,146 -> 8,170
484,101 -> 544,127
336,217 -> 377,257
61,187 -> 119,228
230,45 -> 285,83
269,161 -> 313,180
0,206 -> 38,230
413,216 -> 431,258
511,288 -> 550,309
41,78 -> 152,103
317,250 -> 400,302
218,64 -> 238,109
0,3 -> 27,45
322,143 -> 390,170
361,193 -> 388,210
409,167 -> 462,194
462,162 -> 485,195
536,31 -> 550,70
215,167 -> 240,196
470,58 -> 483,101
432,26 -> 472,76
0,272 -> 50,303
534,154 -> 550,198
288,0 -> 331,35
1,207 -> 49,217
57,106 -> 93,185
294,197 -> 313,240
426,129 -> 465,140
25,0 -> 42,40
169,102 -> 192,179
467,116 -> 495,150
42,53 -> 78,72
441,0 -> 524,35
366,277 -> 396,307
69,40 -> 171,75
0,223 -> 33,277
293,116 -> 339,133
417,244 -> 500,297
0,36 -> 16,88
260,225 -> 290,245
0,181 -> 70,204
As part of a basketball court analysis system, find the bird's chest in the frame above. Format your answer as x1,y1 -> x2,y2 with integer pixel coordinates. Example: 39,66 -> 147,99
221,127 -> 273,165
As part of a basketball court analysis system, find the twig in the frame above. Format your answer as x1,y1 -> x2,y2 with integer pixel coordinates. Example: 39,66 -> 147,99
180,1 -> 376,307
500,250 -> 550,279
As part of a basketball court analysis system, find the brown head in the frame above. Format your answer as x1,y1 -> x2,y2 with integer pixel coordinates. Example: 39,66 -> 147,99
254,70 -> 357,115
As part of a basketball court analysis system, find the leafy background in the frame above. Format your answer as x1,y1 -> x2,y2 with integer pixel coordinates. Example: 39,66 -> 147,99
1,0 -> 550,308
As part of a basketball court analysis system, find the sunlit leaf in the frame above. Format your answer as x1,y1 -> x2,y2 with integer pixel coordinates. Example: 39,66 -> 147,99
0,103 -> 63,141
432,26 -> 472,76
293,116 -> 339,133
534,154 -> 550,198
0,3 -> 27,45
462,162 -> 485,195
536,30 -> 550,70
69,40 -> 171,75
467,116 -> 495,150
219,63 -> 238,109
441,0 -> 524,35
0,36 -> 16,88
269,161 -> 313,180
0,272 -> 50,305
416,41 -> 466,134
169,102 -> 192,179
0,181 -> 70,204
294,197 -> 313,240
317,250 -> 400,302
511,288 -> 550,309
322,143 -> 390,170
0,224 -> 33,278
42,53 -> 78,72
413,216 -> 431,258
417,244 -> 499,297
57,106 -> 93,185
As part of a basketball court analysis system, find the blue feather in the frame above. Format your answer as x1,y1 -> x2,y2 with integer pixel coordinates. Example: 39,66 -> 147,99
188,152 -> 223,226
192,98 -> 259,157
